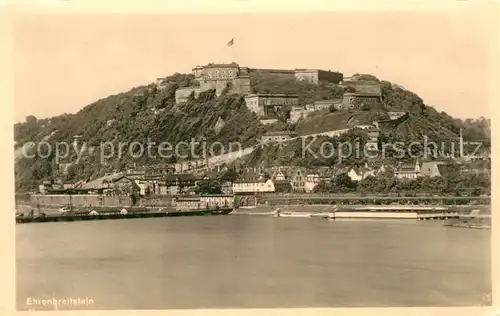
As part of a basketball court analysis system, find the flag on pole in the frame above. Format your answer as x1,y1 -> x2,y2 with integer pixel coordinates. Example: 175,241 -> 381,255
227,38 -> 234,47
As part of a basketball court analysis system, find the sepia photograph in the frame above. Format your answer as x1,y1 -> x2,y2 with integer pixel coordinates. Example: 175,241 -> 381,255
9,1 -> 495,312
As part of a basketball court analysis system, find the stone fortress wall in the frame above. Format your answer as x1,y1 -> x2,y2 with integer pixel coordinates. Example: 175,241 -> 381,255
29,194 -> 193,208
245,93 -> 299,117
342,93 -> 381,109
174,63 -> 252,103
31,194 -> 134,208
161,64 -> 387,112
168,63 -> 344,105
165,63 -> 390,132
341,78 -> 382,95
294,69 -> 343,84
175,87 -> 202,103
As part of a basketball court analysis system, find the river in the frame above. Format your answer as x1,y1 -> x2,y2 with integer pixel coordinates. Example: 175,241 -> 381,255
16,215 -> 491,310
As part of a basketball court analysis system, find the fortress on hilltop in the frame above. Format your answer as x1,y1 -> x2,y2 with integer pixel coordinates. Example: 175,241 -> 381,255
155,62 -> 344,104
156,62 -> 385,122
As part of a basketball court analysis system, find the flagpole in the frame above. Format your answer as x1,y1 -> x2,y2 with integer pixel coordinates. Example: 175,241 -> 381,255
233,38 -> 235,63
227,38 -> 235,63
232,44 -> 235,63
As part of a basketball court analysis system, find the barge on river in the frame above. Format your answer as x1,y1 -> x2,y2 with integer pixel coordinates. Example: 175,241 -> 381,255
15,207 -> 232,224
333,205 -> 459,220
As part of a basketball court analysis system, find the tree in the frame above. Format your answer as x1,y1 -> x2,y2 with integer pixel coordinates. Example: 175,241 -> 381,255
352,74 -> 380,82
360,103 -> 370,111
25,115 -> 37,124
195,180 -> 222,195
313,180 -> 329,193
358,175 -> 386,193
330,173 -> 357,193
65,164 -> 77,182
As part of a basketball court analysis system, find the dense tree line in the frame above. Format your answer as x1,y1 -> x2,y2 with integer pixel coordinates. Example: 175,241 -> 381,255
314,171 -> 490,196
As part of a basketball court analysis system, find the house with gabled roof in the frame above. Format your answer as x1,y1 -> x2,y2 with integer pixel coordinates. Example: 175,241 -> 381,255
347,167 -> 363,181
233,168 -> 275,193
81,172 -> 125,189
268,166 -> 308,192
63,178 -> 87,190
394,160 -> 421,180
305,171 -> 321,192
420,161 -> 446,178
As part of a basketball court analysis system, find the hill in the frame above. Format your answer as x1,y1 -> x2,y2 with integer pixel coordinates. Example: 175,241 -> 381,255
14,74 -> 265,190
14,70 -> 490,191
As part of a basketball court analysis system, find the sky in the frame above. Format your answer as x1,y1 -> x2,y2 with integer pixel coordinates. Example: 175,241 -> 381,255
12,7 -> 498,122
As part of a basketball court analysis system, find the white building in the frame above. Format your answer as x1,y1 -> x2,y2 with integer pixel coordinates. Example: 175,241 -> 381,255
232,179 -> 275,193
395,161 -> 421,180
347,168 -> 363,182
305,173 -> 320,192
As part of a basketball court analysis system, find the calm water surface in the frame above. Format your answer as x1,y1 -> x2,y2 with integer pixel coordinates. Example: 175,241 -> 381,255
16,215 -> 491,310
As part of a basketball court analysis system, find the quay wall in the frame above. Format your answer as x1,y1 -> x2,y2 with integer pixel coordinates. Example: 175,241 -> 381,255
139,196 -> 175,207
29,194 -> 232,209
15,193 -> 31,204
30,194 -> 133,208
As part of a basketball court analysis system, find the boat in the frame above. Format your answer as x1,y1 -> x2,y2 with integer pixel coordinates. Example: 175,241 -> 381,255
310,212 -> 335,219
16,207 -> 233,224
332,205 -> 457,220
233,210 -> 277,216
276,210 -> 312,218
334,209 -> 418,219
58,205 -> 73,214
334,205 -> 420,219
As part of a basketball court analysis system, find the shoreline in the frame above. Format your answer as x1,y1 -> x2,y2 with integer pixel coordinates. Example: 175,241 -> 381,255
15,207 -> 233,224
229,205 -> 491,229
16,203 -> 491,229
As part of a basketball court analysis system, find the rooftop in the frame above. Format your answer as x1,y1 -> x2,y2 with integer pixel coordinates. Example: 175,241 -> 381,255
273,179 -> 292,185
342,79 -> 381,85
196,62 -> 239,69
176,197 -> 201,201
343,92 -> 381,97
314,99 -> 342,104
294,69 -> 319,72
254,68 -> 295,74
246,93 -> 299,98
81,172 -> 124,189
164,173 -> 200,182
264,131 -> 298,137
